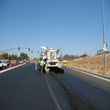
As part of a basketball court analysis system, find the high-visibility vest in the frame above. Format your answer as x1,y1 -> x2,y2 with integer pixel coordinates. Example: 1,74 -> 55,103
63,61 -> 67,66
35,61 -> 37,66
40,60 -> 44,66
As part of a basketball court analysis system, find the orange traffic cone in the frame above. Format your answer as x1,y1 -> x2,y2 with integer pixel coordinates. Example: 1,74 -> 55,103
14,60 -> 16,66
9,63 -> 11,68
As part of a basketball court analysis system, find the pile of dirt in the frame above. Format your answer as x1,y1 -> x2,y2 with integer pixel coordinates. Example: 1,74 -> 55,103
67,53 -> 110,77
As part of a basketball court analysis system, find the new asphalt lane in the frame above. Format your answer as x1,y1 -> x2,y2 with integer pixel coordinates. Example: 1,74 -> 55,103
0,63 -> 70,110
57,68 -> 110,110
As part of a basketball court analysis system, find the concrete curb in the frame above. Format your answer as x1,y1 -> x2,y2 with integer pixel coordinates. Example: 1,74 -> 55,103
67,66 -> 110,81
0,63 -> 26,74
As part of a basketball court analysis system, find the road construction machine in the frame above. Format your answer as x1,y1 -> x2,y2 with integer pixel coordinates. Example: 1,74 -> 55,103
40,47 -> 64,74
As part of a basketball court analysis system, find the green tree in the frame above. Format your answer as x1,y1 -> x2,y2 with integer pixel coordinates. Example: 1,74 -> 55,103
20,52 -> 29,60
3,53 -> 9,59
63,54 -> 75,60
80,53 -> 88,58
8,55 -> 13,60
14,54 -> 18,60
63,54 -> 80,60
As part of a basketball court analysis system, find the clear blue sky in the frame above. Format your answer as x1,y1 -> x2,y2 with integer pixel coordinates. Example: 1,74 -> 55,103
0,0 -> 110,58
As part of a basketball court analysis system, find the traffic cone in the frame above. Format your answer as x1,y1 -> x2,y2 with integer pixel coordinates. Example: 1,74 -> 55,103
14,60 -> 16,66
9,63 -> 11,68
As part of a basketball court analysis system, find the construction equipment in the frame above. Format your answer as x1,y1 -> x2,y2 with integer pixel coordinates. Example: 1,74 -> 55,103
40,47 -> 64,74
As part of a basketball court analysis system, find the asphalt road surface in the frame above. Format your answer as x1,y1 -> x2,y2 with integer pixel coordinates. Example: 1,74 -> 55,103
0,63 -> 70,110
57,67 -> 110,110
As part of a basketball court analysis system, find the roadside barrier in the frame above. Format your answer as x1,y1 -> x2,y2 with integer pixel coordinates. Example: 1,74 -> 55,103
0,63 -> 25,74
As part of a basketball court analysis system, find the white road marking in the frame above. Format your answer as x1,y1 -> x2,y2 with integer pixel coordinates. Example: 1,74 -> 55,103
67,67 -> 110,82
0,64 -> 25,74
44,75 -> 61,110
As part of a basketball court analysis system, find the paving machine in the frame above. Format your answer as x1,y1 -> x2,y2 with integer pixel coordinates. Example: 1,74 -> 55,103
40,47 -> 64,74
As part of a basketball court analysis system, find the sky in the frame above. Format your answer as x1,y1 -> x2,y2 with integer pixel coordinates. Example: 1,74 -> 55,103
0,0 -> 110,58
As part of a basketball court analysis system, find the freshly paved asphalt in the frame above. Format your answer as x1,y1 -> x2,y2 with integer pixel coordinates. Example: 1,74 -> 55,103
0,63 -> 70,110
57,68 -> 110,110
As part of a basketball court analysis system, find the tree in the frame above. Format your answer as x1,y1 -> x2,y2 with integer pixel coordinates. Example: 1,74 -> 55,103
8,55 -> 13,60
63,54 -> 81,60
3,53 -> 9,59
80,53 -> 88,58
63,54 -> 70,60
14,54 -> 18,60
19,52 -> 29,60
63,54 -> 75,60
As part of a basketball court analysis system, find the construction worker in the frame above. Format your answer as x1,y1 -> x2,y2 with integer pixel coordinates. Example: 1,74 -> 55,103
63,60 -> 67,70
40,59 -> 45,74
35,60 -> 38,71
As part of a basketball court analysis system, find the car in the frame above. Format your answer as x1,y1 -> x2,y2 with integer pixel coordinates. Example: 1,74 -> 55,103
0,60 -> 8,70
18,60 -> 24,64
24,59 -> 30,63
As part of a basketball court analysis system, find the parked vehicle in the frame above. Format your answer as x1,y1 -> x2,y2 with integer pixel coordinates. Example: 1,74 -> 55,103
0,60 -> 8,70
24,59 -> 29,63
18,60 -> 24,64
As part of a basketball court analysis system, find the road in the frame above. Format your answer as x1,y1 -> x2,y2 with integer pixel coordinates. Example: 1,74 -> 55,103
57,67 -> 110,110
0,63 -> 110,110
0,63 -> 70,110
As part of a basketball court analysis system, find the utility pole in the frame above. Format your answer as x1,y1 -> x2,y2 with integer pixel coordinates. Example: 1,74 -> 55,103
102,0 -> 106,70
60,45 -> 63,62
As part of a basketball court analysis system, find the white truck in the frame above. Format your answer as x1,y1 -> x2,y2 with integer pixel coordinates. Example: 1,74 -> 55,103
40,48 -> 64,74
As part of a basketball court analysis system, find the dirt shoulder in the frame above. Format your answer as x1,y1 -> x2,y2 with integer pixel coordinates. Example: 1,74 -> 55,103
65,54 -> 110,77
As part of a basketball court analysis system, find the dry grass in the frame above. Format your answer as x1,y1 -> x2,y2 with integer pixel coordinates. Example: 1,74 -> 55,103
66,53 -> 110,77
